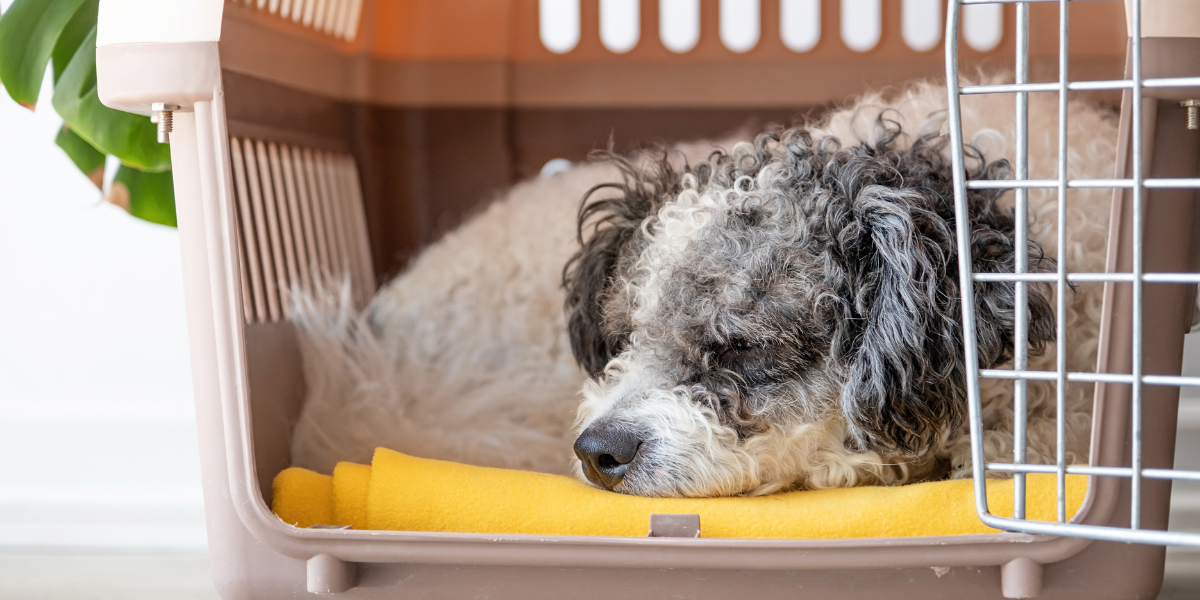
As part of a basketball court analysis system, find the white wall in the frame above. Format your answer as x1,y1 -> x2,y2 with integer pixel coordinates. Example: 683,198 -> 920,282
0,69 -> 206,549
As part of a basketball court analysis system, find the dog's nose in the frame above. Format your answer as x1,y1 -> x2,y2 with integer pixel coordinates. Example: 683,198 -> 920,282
574,423 -> 642,491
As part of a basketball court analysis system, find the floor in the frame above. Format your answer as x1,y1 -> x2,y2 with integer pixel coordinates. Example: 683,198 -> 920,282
0,548 -> 220,600
0,546 -> 1196,599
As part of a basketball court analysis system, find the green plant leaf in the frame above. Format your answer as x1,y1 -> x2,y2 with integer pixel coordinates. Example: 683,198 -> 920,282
52,26 -> 171,172
0,0 -> 89,109
107,165 -> 176,227
51,0 -> 99,83
55,125 -> 105,188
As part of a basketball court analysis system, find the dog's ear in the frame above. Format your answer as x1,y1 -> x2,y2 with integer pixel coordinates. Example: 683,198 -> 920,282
562,194 -> 637,376
831,142 -> 1055,455
563,153 -> 680,376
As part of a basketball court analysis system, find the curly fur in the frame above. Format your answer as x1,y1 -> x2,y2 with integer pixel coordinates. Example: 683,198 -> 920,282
290,78 -> 1116,498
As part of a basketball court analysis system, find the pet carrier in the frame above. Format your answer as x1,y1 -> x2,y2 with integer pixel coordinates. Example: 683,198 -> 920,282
93,0 -> 1190,598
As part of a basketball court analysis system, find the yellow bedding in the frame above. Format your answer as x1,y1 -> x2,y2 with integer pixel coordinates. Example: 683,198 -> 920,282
272,447 -> 1086,538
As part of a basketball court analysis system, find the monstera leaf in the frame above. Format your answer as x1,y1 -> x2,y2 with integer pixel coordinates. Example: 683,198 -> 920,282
55,125 -> 105,188
53,27 -> 171,172
0,0 -> 89,109
109,164 -> 177,227
52,0 -> 98,82
0,0 -> 176,227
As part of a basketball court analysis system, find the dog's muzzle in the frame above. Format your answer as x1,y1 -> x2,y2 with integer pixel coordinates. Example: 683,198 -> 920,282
573,422 -> 642,491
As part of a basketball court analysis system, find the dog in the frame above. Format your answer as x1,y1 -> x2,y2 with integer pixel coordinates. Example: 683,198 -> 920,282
288,79 -> 1115,498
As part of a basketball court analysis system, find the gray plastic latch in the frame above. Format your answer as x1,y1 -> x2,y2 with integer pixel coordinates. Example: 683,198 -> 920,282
648,513 -> 701,538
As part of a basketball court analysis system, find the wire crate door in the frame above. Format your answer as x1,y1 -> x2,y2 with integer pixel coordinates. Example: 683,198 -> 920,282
945,0 -> 1200,547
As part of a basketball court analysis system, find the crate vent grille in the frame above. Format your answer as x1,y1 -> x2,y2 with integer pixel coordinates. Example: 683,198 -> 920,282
229,0 -> 364,42
229,138 -> 374,324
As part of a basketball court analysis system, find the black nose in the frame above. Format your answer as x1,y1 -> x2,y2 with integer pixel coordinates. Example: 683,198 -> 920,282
574,423 -> 642,491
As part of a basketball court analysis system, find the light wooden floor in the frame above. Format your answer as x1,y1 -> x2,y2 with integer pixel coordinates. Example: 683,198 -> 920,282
0,548 -> 220,600
0,546 -> 1196,599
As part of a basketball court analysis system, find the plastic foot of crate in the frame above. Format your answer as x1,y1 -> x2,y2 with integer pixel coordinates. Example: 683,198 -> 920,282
1001,557 -> 1043,599
307,554 -> 357,595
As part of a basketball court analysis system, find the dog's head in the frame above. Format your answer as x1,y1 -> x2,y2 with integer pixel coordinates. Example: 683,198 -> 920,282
563,119 -> 1056,497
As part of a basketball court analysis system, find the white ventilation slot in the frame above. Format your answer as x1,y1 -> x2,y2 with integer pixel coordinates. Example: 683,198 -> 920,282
720,0 -> 760,53
660,0 -> 700,53
601,0 -> 640,53
229,138 -> 375,324
840,0 -> 881,52
963,3 -> 1003,52
780,0 -> 820,52
540,0 -> 582,53
901,0 -> 941,52
230,0 -> 363,41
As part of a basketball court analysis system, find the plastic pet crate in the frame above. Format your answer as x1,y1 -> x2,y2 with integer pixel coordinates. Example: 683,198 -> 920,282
94,0 -> 1194,598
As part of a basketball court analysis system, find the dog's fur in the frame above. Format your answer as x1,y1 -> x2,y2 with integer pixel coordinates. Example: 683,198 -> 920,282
289,80 -> 1115,497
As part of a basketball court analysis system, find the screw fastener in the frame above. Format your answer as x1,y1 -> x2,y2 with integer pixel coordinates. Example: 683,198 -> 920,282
152,103 -> 180,143
1182,100 -> 1200,130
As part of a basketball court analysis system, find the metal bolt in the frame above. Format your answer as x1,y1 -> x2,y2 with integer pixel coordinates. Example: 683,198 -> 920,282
1182,100 -> 1200,130
152,102 -> 180,143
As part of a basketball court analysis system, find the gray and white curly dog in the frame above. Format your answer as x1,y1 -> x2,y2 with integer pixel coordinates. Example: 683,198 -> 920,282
289,80 -> 1114,498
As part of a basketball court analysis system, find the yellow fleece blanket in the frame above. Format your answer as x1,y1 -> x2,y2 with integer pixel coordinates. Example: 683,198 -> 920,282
272,447 -> 1086,538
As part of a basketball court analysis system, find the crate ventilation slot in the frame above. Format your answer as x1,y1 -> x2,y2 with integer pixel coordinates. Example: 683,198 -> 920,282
228,0 -> 364,42
229,138 -> 374,324
540,0 -> 1003,55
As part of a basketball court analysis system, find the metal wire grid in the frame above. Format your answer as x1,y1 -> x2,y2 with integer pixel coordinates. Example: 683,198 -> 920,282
946,0 -> 1200,546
